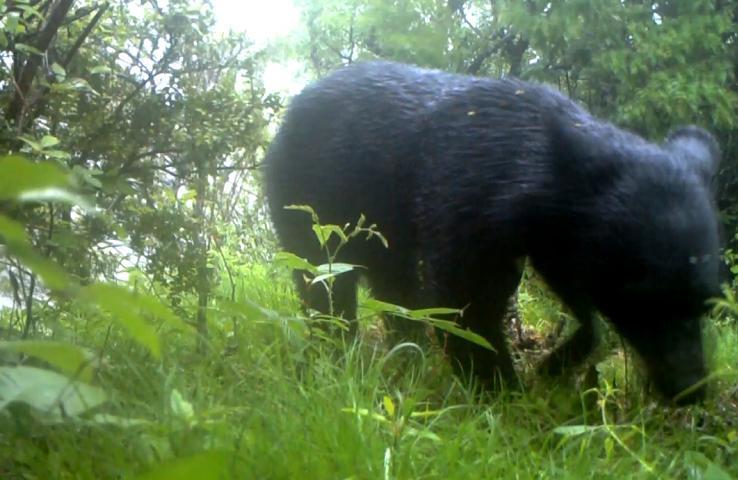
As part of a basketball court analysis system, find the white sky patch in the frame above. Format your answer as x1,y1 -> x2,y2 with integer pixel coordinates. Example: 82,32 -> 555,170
212,0 -> 300,47
212,0 -> 308,96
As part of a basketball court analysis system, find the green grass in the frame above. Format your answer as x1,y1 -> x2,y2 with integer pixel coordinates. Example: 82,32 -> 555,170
2,263 -> 737,479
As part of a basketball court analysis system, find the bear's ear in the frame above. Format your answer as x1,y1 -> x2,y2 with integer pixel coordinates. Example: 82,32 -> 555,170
665,126 -> 721,184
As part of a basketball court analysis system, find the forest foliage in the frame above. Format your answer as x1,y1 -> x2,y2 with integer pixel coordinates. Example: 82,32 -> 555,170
1,0 -> 737,478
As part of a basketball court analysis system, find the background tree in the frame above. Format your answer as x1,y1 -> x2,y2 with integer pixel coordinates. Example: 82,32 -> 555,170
0,0 -> 274,337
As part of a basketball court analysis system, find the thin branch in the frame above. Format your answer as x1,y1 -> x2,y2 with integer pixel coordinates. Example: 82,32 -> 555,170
61,2 -> 109,68
7,0 -> 75,130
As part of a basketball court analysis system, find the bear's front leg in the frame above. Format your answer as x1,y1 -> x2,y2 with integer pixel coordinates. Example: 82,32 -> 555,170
430,258 -> 524,390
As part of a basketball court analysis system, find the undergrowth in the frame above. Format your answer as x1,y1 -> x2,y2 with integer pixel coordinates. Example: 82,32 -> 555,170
2,259 -> 737,480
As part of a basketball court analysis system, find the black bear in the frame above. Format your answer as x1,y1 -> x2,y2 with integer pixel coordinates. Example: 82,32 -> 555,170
264,61 -> 721,404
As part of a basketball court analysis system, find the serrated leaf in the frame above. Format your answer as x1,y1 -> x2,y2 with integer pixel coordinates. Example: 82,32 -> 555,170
0,341 -> 94,382
135,451 -> 231,480
0,366 -> 106,417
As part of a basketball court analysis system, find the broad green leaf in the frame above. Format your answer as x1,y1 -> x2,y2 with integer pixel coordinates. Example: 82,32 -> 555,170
127,289 -> 190,333
136,450 -> 231,480
170,389 -> 195,422
180,190 -> 197,201
704,462 -> 733,480
0,155 -> 71,200
90,65 -> 112,75
72,165 -> 104,189
312,224 -> 347,247
311,271 -> 346,285
0,214 -> 27,245
43,149 -> 71,160
40,135 -> 60,148
383,395 -> 395,417
80,284 -> 161,358
274,251 -> 317,273
12,249 -> 72,291
15,42 -> 43,55
363,298 -> 411,316
16,4 -> 44,20
685,451 -> 733,480
0,341 -> 94,382
66,78 -> 99,95
216,298 -> 277,322
315,262 -> 357,275
50,63 -> 65,80
427,320 -> 494,351
216,298 -> 262,320
311,262 -> 358,285
17,187 -> 95,210
0,366 -> 106,417
0,215 -> 72,290
16,136 -> 41,151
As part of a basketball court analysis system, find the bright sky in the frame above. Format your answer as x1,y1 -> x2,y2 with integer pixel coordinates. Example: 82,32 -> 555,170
212,0 -> 307,95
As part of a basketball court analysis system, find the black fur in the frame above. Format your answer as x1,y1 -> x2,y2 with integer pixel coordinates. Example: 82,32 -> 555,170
264,61 -> 721,404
